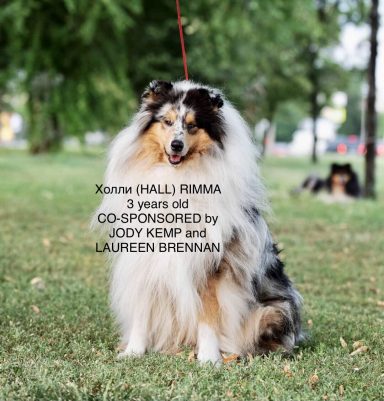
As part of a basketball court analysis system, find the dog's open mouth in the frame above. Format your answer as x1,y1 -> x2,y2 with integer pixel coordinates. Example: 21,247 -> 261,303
165,150 -> 184,166
169,154 -> 183,165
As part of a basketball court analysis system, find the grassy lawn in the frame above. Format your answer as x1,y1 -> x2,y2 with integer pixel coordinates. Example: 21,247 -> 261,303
1,149 -> 383,401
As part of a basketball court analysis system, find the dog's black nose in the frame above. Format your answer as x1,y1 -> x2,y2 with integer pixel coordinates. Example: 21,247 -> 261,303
171,140 -> 184,152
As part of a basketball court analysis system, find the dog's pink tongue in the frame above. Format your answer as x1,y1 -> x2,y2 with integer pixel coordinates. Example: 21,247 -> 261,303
170,154 -> 181,163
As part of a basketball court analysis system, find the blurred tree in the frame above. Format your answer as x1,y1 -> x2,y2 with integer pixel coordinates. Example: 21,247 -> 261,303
182,0 -> 311,154
2,0 -> 141,152
339,69 -> 365,136
0,5 -> 13,113
378,112 -> 384,138
0,0 -> 368,155
292,0 -> 367,163
275,101 -> 307,143
364,0 -> 379,198
295,1 -> 345,163
181,0 -> 358,155
125,0 -> 182,97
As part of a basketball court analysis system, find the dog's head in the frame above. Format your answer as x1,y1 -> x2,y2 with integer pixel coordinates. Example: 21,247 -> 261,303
330,163 -> 353,187
137,80 -> 225,167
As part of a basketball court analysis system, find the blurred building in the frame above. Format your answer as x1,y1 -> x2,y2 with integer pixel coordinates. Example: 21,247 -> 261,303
288,117 -> 337,156
0,112 -> 24,145
287,91 -> 347,156
0,112 -> 13,143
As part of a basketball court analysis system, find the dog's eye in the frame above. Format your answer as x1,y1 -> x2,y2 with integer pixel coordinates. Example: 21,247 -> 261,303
164,119 -> 173,127
187,124 -> 196,131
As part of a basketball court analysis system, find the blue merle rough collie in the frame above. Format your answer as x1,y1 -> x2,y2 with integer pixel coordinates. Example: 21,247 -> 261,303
93,80 -> 303,364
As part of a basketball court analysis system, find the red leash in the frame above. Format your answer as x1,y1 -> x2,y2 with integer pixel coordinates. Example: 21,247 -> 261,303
176,0 -> 189,80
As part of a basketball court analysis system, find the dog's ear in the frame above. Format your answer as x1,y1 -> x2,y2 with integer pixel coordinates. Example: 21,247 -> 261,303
208,90 -> 224,110
195,88 -> 224,110
330,163 -> 338,172
142,80 -> 173,103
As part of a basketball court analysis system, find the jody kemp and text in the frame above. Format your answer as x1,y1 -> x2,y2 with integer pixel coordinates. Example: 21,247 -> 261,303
94,183 -> 222,253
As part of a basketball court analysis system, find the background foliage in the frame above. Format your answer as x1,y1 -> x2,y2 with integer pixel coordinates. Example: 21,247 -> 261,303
0,0 -> 373,152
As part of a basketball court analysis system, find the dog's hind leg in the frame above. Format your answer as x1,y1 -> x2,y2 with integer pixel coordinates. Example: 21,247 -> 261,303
244,246 -> 303,355
243,300 -> 297,355
197,275 -> 222,365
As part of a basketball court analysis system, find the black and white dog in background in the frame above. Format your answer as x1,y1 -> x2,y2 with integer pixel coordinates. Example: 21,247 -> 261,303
93,80 -> 303,364
295,163 -> 361,202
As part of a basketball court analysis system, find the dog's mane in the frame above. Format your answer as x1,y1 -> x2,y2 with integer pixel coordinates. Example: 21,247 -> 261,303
94,80 -> 269,231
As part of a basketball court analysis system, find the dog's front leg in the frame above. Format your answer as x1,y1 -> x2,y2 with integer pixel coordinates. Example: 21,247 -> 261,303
118,313 -> 147,358
197,276 -> 222,365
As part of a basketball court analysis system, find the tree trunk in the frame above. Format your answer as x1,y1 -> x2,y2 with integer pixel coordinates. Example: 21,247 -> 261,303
309,48 -> 320,164
310,89 -> 319,164
364,0 -> 379,199
261,108 -> 276,157
27,78 -> 63,154
308,0 -> 327,164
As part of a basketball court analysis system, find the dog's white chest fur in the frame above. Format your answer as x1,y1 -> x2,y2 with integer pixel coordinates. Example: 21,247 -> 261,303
108,161 -> 245,351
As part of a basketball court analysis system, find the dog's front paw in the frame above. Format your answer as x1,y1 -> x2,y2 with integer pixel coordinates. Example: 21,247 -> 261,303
197,348 -> 222,366
197,323 -> 222,366
117,343 -> 146,359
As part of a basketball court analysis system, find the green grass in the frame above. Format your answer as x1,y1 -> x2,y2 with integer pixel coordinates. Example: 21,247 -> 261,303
1,149 -> 383,401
